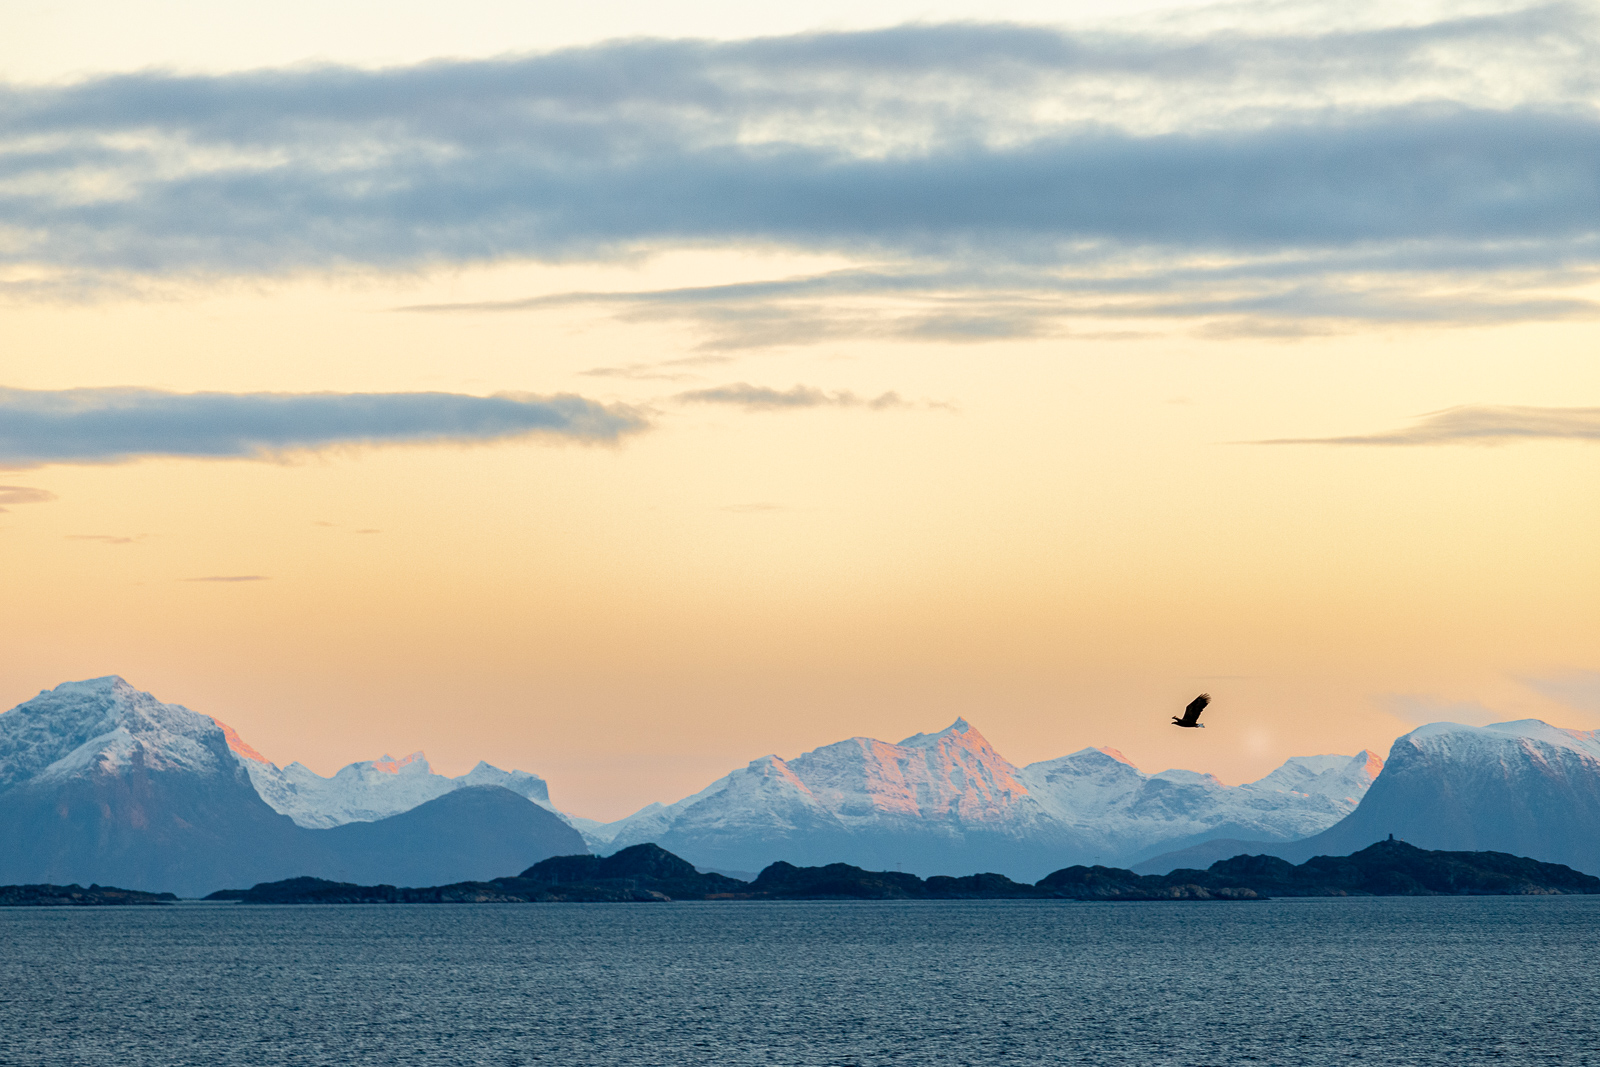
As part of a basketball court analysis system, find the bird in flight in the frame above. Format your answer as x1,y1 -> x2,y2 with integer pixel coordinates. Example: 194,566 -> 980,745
1172,693 -> 1210,729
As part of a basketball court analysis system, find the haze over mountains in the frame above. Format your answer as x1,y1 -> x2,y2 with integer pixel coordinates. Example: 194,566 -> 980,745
3,676 -> 1599,893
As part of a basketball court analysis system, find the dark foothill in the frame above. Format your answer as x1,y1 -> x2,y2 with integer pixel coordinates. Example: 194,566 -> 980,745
198,837 -> 1600,904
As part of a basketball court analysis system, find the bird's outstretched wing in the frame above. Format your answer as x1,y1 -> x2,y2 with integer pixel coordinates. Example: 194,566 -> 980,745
1180,693 -> 1211,726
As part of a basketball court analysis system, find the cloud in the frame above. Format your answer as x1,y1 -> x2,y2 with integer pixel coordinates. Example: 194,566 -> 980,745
0,485 -> 56,511
66,534 -> 141,544
674,383 -> 909,411
406,253 -> 1600,350
1523,671 -> 1600,714
1380,694 -> 1506,727
1258,405 -> 1600,445
2,5 -> 1599,334
0,387 -> 647,467
184,575 -> 269,582
579,354 -> 733,380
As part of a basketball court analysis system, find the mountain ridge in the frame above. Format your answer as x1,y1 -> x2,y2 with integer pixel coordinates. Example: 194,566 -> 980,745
0,678 -> 585,895
23,675 -> 1598,888
586,718 -> 1383,878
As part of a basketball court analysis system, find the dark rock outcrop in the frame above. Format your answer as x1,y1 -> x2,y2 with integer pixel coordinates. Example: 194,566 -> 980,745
0,883 -> 178,906
209,844 -> 746,903
744,862 -> 1040,899
1199,839 -> 1600,896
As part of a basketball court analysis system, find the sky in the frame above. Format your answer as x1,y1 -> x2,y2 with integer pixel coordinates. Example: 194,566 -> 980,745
3,0 -> 1598,820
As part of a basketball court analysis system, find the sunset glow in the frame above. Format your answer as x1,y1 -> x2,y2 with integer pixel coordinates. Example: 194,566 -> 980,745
4,0 -> 1598,821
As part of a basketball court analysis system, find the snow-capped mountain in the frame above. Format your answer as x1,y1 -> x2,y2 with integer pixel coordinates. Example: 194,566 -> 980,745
0,677 -> 585,894
585,718 -> 1382,879
232,742 -> 555,828
1276,719 -> 1600,873
0,675 -> 244,792
593,719 -> 1084,878
1019,746 -> 1383,864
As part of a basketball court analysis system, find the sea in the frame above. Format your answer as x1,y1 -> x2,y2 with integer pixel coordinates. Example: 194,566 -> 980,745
3,897 -> 1597,1066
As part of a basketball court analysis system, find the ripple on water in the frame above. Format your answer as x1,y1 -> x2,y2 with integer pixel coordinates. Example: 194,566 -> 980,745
3,896 -> 1599,1066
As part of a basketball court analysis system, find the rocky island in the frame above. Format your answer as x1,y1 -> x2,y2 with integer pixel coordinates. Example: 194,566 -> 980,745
204,838 -> 1599,903
0,883 -> 178,906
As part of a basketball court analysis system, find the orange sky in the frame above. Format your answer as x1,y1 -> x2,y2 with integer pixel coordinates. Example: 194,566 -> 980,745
3,1 -> 1598,819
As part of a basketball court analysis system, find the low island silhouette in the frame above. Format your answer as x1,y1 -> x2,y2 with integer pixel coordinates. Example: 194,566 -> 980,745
7,839 -> 1595,906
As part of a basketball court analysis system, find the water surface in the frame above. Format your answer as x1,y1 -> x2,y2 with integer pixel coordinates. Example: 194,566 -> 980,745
3,897 -> 1597,1066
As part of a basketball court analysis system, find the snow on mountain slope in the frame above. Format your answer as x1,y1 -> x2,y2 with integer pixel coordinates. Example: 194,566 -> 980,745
0,677 -> 586,894
0,676 -> 241,791
1015,746 -> 1382,862
0,676 -> 1384,881
1251,751 -> 1384,805
230,741 -> 556,829
590,719 -> 1380,877
1277,719 -> 1600,873
805,719 -> 1051,833
598,720 -> 1018,841
0,675 -> 560,833
0,676 -> 309,893
594,719 -> 1081,875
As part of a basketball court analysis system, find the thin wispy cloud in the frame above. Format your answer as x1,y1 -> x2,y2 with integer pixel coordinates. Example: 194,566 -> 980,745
0,387 -> 647,467
0,485 -> 56,511
410,260 -> 1600,349
1381,694 -> 1506,727
1259,405 -> 1600,446
2,5 -> 1598,335
1523,670 -> 1600,715
674,383 -> 910,411
184,575 -> 270,583
66,534 -> 142,544
579,354 -> 733,380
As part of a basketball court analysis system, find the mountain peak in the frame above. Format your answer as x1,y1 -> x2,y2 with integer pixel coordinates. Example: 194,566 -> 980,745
1,676 -> 237,794
213,719 -> 268,764
48,675 -> 132,697
897,717 -> 986,749
372,752 -> 427,774
1405,718 -> 1600,756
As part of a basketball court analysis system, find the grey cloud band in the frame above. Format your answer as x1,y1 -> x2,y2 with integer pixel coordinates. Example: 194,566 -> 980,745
4,7 -> 1598,338
1,9 -> 1596,274
0,388 -> 646,466
1259,405 -> 1600,446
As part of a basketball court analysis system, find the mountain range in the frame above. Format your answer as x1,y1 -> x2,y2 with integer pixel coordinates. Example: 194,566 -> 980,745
580,718 -> 1381,879
0,677 -> 583,896
4,675 -> 1598,892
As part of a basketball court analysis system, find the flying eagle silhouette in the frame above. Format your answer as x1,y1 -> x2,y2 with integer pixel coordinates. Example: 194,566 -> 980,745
1172,693 -> 1210,729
